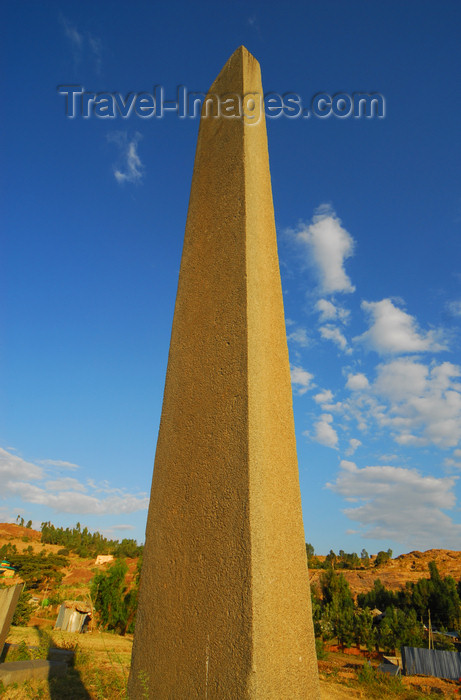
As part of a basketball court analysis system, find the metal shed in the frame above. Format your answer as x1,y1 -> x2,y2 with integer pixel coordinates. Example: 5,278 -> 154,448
55,601 -> 92,633
402,646 -> 461,681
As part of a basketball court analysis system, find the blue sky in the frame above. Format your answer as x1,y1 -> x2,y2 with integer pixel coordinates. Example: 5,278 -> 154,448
2,0 -> 461,555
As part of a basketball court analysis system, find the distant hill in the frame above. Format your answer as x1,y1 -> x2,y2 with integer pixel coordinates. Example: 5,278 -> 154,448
1,523 -> 460,602
0,522 -> 138,598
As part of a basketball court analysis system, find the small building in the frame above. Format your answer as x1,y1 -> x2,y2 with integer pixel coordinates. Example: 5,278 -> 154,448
94,554 -> 114,566
0,560 -> 16,579
55,601 -> 92,633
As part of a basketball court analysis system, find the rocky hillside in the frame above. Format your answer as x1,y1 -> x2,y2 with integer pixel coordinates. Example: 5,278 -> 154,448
309,549 -> 461,598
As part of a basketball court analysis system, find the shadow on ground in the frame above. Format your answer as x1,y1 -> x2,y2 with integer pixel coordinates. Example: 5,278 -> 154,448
37,626 -> 91,700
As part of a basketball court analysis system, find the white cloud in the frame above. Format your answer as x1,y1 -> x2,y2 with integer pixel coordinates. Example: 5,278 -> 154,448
373,356 -> 429,402
107,132 -> 145,184
319,325 -> 350,352
0,448 -> 43,482
355,299 -> 446,355
287,327 -> 310,347
372,358 -> 461,448
308,413 -> 338,448
346,373 -> 369,391
0,447 -> 149,515
290,365 -> 314,395
316,299 -> 350,324
327,460 -> 461,549
292,206 -> 355,294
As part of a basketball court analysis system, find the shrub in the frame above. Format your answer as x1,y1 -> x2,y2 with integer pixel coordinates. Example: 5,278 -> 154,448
12,589 -> 33,626
315,638 -> 328,660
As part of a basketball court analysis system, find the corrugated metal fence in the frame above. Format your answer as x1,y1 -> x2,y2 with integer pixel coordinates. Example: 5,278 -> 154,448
402,646 -> 461,680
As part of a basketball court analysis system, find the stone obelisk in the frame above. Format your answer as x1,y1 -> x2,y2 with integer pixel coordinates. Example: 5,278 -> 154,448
128,46 -> 320,699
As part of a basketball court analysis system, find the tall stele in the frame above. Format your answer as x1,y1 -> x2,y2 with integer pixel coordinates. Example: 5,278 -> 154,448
128,46 -> 320,699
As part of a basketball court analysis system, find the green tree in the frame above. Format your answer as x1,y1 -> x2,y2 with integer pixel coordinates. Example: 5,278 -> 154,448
320,569 -> 355,646
336,607 -> 355,648
378,606 -> 424,653
357,578 -> 398,611
427,562 -> 460,629
324,550 -> 337,570
91,559 -> 139,635
354,607 -> 376,652
360,549 -> 370,568
375,550 -> 391,567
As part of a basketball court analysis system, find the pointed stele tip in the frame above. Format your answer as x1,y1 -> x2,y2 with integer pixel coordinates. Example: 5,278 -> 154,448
226,44 -> 258,68
210,46 -> 261,95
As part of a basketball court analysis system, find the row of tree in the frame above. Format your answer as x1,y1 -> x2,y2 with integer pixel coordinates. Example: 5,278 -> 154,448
306,543 -> 393,570
40,521 -> 144,559
0,546 -> 69,589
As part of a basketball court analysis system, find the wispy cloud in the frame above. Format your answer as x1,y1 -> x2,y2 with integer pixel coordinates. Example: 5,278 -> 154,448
355,298 -> 446,355
447,300 -> 461,317
107,132 -> 145,185
291,205 -> 355,295
319,324 -> 350,353
0,447 -> 148,515
44,478 -> 86,493
105,524 -> 135,532
327,460 -> 461,549
60,15 -> 83,52
346,438 -> 362,455
60,15 -> 103,73
287,326 -> 310,347
39,459 -> 80,470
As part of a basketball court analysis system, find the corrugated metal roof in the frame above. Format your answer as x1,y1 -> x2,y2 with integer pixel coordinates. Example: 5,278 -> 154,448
402,646 -> 461,680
